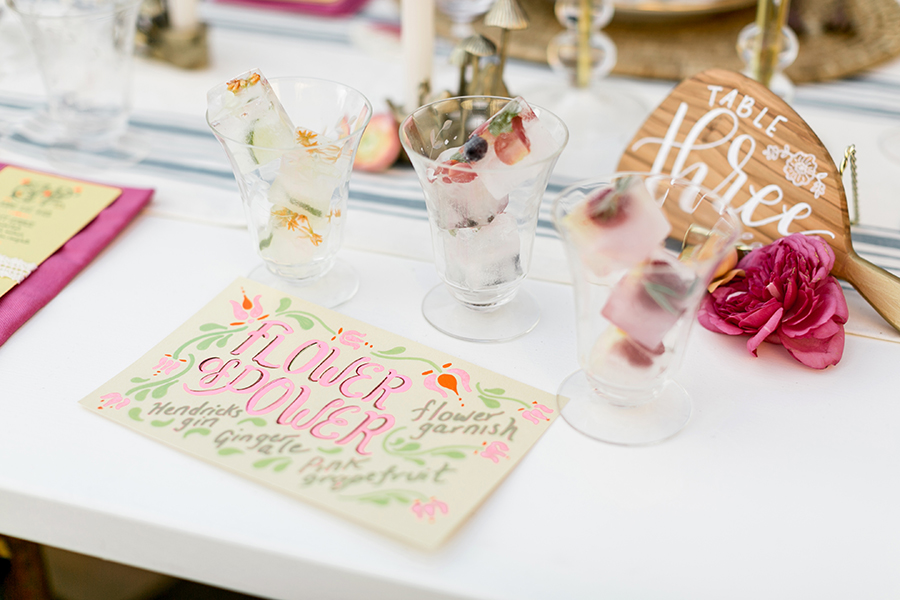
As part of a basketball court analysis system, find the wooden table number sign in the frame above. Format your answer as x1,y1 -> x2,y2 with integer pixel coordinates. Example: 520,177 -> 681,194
618,68 -> 900,333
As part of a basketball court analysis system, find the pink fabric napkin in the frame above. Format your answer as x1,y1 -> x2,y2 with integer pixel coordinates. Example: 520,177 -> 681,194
0,163 -> 154,346
214,0 -> 369,16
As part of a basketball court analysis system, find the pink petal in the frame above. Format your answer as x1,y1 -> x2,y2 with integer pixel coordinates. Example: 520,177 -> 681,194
230,300 -> 249,320
698,296 -> 745,335
248,295 -> 264,318
746,307 -> 783,356
779,327 -> 844,369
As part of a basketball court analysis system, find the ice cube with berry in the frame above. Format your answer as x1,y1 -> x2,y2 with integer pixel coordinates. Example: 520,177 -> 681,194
462,97 -> 560,199
426,146 -> 509,230
561,175 -> 672,278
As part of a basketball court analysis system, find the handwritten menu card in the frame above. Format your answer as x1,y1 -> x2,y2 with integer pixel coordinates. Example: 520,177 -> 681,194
0,166 -> 122,297
80,278 -> 558,548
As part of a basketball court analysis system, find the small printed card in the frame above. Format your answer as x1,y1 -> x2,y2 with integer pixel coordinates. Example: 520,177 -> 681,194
80,278 -> 558,548
0,166 -> 122,297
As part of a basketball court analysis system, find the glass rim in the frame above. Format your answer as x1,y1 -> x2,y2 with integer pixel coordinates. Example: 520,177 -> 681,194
6,0 -> 143,17
552,171 -> 738,218
398,94 -> 570,173
205,76 -> 373,151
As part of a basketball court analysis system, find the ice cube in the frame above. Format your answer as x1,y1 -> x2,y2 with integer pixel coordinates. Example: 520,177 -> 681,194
600,250 -> 699,350
463,97 -> 560,199
207,69 -> 297,173
562,176 -> 672,277
268,147 -> 343,229
426,146 -> 509,230
440,212 -> 522,289
587,326 -> 672,390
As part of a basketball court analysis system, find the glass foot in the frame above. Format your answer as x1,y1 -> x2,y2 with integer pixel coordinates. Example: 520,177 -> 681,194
248,258 -> 358,308
422,284 -> 540,343
10,111 -> 148,171
557,370 -> 692,445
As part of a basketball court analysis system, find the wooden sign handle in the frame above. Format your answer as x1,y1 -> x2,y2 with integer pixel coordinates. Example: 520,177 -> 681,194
843,254 -> 900,332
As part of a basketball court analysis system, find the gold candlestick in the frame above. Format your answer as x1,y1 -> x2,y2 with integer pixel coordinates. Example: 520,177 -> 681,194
750,0 -> 791,88
576,0 -> 591,88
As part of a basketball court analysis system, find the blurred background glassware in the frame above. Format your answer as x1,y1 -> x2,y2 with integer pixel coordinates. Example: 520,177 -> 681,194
524,0 -> 647,178
6,0 -> 147,169
208,77 -> 372,308
736,23 -> 798,102
400,95 -> 568,342
437,0 -> 496,40
553,173 -> 741,445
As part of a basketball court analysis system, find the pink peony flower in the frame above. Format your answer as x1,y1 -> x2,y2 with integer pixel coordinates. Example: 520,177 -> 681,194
697,233 -> 848,369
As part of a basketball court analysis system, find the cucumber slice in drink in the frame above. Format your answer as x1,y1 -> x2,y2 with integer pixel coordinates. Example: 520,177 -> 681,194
247,113 -> 295,165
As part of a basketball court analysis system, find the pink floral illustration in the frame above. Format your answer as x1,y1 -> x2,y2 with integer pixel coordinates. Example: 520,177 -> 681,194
698,233 -> 848,369
520,403 -> 553,424
411,497 -> 449,522
479,441 -> 509,463
337,329 -> 365,350
98,392 -> 130,410
422,364 -> 472,399
229,288 -> 268,325
152,354 -> 185,376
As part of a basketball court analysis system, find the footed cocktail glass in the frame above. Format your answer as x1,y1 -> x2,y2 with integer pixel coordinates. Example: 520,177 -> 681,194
208,77 -> 372,307
400,96 -> 568,342
553,174 -> 741,445
7,0 -> 146,169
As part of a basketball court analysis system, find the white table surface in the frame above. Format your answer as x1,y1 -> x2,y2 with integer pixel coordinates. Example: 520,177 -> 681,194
1,2 -> 899,599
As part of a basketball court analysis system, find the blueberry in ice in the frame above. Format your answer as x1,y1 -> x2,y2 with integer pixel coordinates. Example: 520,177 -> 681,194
463,135 -> 488,162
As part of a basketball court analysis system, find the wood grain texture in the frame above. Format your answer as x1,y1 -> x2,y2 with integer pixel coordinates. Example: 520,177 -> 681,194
616,68 -> 900,332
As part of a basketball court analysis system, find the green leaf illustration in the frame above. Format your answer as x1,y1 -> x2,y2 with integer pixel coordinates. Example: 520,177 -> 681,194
130,377 -> 150,384
483,387 -> 506,395
238,417 -> 267,427
199,323 -> 227,331
197,336 -> 218,351
276,298 -> 291,313
253,457 -> 291,472
127,408 -> 144,422
218,448 -> 244,456
317,447 -> 342,454
284,314 -> 314,330
151,381 -> 177,399
391,437 -> 405,446
346,490 -> 421,506
183,428 -> 211,438
397,443 -> 421,452
432,450 -> 467,459
151,419 -> 174,427
378,346 -> 406,355
479,396 -> 501,409
135,389 -> 150,401
216,334 -> 231,348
